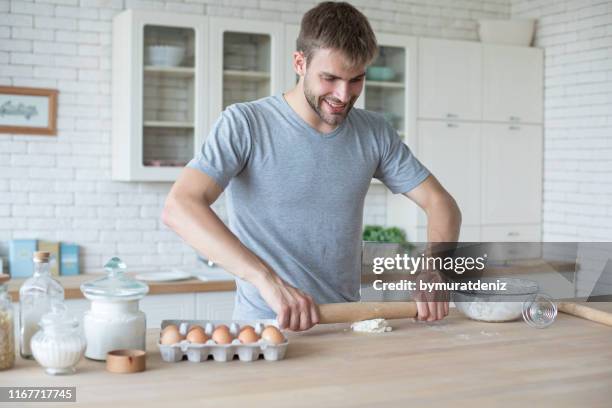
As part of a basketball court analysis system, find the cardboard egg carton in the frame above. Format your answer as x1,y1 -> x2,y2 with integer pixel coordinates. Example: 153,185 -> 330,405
157,319 -> 288,362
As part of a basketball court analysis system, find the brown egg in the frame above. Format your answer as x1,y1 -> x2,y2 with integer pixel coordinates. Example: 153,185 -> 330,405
261,325 -> 285,344
238,327 -> 259,344
160,325 -> 183,345
186,327 -> 209,344
240,325 -> 254,332
188,325 -> 204,333
211,325 -> 233,344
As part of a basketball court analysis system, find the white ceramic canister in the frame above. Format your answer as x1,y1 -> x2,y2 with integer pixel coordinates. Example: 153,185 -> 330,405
80,257 -> 149,360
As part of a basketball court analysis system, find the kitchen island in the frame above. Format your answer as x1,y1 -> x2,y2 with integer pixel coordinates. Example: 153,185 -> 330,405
3,304 -> 611,407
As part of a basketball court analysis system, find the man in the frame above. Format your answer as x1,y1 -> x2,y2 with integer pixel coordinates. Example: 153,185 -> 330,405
162,2 -> 461,331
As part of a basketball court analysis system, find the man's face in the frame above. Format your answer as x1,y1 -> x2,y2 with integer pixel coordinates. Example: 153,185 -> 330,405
301,48 -> 366,127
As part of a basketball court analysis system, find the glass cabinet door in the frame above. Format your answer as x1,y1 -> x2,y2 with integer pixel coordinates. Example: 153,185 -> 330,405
209,18 -> 284,120
142,25 -> 195,169
364,45 -> 408,141
222,32 -> 271,109
112,10 -> 207,181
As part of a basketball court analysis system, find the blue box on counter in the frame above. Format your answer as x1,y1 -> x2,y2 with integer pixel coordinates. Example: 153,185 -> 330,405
60,242 -> 79,276
9,239 -> 37,278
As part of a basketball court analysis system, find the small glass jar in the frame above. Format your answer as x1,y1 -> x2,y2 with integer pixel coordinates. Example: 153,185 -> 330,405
19,251 -> 64,359
31,302 -> 85,375
80,257 -> 149,360
0,274 -> 15,370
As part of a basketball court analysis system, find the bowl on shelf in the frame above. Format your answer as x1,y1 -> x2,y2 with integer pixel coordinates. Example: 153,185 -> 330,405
146,45 -> 186,67
478,19 -> 536,46
366,66 -> 395,81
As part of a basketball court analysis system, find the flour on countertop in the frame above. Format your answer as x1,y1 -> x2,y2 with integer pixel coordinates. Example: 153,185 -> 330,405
351,319 -> 392,333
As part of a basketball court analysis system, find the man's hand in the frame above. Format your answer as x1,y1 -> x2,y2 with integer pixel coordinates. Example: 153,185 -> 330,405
253,273 -> 320,331
414,269 -> 449,321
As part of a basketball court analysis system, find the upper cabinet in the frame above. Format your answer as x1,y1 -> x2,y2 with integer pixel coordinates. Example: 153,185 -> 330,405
363,34 -> 417,146
482,44 -> 543,124
283,24 -> 300,90
112,12 -> 283,182
208,18 -> 284,120
418,38 -> 482,121
112,10 -> 208,181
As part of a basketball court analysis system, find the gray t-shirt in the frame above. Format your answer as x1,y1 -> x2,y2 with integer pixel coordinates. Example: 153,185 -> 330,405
187,94 -> 430,319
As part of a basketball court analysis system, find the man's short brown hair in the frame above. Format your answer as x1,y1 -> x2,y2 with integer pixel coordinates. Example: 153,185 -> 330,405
297,1 -> 378,67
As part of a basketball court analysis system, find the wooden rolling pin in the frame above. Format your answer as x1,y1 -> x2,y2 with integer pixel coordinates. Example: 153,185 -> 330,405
317,301 -> 612,328
558,302 -> 612,328
317,302 -> 417,324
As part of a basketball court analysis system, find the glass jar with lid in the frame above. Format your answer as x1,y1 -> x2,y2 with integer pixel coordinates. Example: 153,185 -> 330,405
80,257 -> 149,360
31,301 -> 86,375
19,251 -> 64,359
0,274 -> 15,370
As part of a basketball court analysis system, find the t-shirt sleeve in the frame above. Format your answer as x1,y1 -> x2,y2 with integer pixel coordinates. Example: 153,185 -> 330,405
374,120 -> 430,194
186,104 -> 252,189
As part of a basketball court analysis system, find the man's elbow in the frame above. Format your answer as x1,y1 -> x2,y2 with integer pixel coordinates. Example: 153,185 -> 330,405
161,194 -> 180,230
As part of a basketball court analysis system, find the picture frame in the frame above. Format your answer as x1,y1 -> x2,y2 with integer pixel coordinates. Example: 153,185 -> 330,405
0,86 -> 58,136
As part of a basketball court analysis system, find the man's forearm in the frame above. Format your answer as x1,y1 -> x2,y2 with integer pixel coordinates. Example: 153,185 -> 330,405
162,194 -> 273,285
425,195 -> 462,252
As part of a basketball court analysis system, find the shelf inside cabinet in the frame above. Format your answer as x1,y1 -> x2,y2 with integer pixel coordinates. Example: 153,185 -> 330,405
223,69 -> 270,80
143,120 -> 194,128
366,80 -> 405,89
144,66 -> 195,76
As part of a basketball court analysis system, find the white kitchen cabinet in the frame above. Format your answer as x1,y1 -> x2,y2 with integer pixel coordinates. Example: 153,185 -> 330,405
208,18 -> 284,120
481,224 -> 541,242
482,44 -> 543,124
418,38 -> 482,121
417,120 -> 481,227
112,10 -> 209,181
481,123 -> 543,226
364,34 -> 418,147
195,291 -> 235,320
283,24 -> 300,90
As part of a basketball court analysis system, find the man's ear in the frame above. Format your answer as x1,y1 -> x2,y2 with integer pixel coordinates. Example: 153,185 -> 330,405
293,51 -> 306,76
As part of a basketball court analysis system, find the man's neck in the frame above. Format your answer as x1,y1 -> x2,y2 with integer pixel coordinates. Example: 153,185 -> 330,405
283,87 -> 338,134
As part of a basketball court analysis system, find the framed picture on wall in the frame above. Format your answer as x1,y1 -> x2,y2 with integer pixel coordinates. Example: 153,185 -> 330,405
0,86 -> 58,136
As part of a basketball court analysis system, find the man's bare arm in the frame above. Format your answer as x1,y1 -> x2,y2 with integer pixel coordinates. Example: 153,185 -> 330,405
402,174 -> 461,321
403,174 -> 462,243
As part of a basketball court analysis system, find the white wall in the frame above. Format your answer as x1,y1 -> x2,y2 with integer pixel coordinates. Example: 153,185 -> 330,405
511,0 -> 612,241
0,0 -> 511,273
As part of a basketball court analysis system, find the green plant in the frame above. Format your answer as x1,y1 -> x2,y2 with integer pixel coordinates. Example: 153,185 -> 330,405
362,225 -> 413,251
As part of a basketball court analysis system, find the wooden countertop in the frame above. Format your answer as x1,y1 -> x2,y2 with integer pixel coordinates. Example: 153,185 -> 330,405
3,303 -> 611,407
7,273 -> 236,302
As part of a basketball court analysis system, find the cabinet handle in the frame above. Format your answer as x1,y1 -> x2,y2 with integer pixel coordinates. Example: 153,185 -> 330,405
509,116 -> 521,122
509,125 -> 520,130
507,231 -> 519,236
446,113 -> 458,118
447,122 -> 458,128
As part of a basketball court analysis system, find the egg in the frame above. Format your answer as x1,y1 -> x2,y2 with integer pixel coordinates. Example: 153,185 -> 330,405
261,325 -> 285,344
186,327 -> 209,343
188,324 -> 204,333
160,324 -> 183,345
238,327 -> 259,344
211,325 -> 233,344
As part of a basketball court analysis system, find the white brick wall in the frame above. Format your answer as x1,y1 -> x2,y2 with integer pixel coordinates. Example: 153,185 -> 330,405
0,0 -> 509,274
511,0 -> 612,241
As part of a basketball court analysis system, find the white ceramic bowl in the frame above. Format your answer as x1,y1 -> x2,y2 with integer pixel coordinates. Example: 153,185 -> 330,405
146,45 -> 185,67
478,19 -> 536,46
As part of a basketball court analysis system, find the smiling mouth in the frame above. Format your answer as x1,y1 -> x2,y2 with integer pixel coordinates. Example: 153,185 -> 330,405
323,99 -> 347,114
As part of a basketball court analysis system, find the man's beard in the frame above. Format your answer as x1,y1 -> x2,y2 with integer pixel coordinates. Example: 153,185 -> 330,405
303,76 -> 356,127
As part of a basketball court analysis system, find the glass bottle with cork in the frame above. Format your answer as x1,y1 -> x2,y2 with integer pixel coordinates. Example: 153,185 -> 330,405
19,251 -> 64,359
